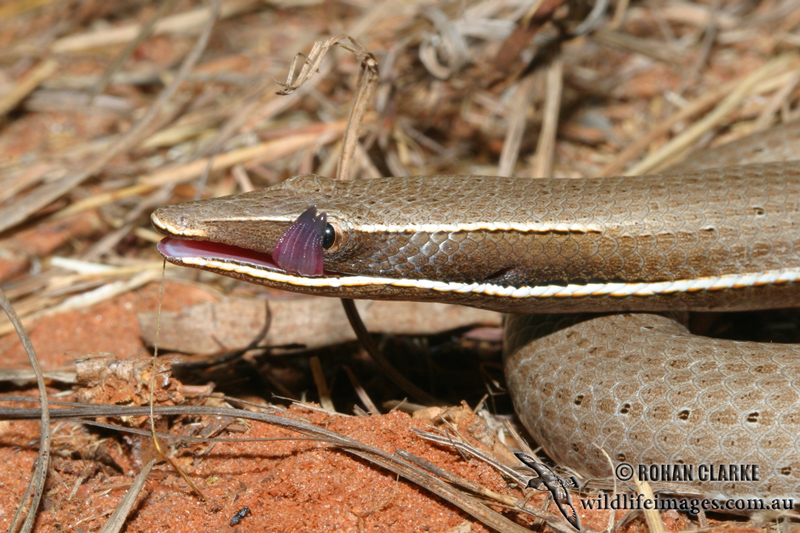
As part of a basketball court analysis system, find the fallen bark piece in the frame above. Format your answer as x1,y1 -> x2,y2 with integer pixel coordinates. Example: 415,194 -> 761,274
138,297 -> 501,355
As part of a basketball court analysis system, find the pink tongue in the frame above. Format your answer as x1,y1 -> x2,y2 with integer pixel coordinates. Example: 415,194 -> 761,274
272,206 -> 327,276
157,238 -> 278,269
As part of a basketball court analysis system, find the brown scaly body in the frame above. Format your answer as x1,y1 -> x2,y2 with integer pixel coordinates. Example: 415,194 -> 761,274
153,120 -> 800,500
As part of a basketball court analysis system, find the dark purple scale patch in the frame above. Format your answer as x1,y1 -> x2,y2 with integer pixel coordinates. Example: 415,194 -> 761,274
272,205 -> 328,276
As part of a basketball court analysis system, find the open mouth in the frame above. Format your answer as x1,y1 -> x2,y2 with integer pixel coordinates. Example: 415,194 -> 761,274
157,237 -> 285,272
156,236 -> 348,280
156,205 -> 333,278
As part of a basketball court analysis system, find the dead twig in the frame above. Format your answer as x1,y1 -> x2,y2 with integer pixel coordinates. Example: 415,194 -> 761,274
337,49 -> 379,181
276,35 -> 379,181
341,299 -> 439,406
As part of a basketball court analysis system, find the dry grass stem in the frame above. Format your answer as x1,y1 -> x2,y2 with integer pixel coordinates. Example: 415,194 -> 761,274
626,52 -> 800,175
97,460 -> 156,533
0,289 -> 50,533
531,54 -> 563,178
499,73 -> 537,177
343,366 -> 380,415
310,356 -> 335,412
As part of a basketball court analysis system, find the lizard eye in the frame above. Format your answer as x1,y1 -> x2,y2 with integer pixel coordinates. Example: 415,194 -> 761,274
322,223 -> 337,250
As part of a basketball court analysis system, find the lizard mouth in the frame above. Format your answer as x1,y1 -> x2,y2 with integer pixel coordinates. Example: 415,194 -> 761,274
157,237 -> 283,272
155,206 -> 331,277
156,237 -> 347,279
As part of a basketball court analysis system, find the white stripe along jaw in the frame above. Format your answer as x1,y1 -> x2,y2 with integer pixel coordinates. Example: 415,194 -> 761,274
159,244 -> 800,299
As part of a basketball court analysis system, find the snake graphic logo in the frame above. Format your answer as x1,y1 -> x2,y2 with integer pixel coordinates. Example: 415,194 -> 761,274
515,452 -> 581,530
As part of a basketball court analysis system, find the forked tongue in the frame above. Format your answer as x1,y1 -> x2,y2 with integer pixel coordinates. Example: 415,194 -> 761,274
272,206 -> 327,276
